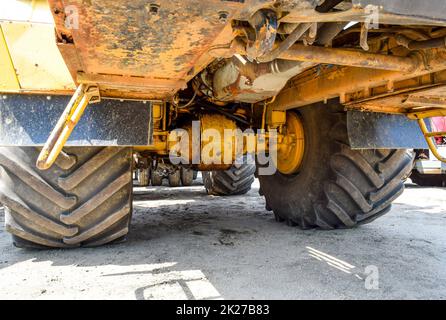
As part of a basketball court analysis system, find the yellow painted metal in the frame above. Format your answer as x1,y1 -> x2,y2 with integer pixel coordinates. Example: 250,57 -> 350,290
416,118 -> 446,163
275,112 -> 305,175
0,0 -> 54,24
407,109 -> 446,120
200,113 -> 238,168
269,110 -> 286,129
0,0 -> 74,92
1,21 -> 75,91
165,114 -> 238,170
37,84 -> 100,170
152,104 -> 163,120
134,103 -> 170,154
133,135 -> 169,154
0,26 -> 20,91
407,108 -> 446,163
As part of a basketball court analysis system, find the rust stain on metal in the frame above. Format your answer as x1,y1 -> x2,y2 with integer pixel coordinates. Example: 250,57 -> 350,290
48,0 -> 245,99
271,48 -> 446,113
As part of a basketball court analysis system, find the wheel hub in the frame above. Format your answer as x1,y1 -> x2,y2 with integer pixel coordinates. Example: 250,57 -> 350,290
275,112 -> 305,175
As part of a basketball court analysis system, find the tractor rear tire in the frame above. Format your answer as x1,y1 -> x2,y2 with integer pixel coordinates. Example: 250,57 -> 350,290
138,167 -> 150,187
203,156 -> 256,196
180,168 -> 194,186
168,170 -> 181,187
0,147 -> 133,248
258,102 -> 414,229
151,170 -> 163,186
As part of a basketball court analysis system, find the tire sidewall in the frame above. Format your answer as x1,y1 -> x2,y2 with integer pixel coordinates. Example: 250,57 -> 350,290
258,104 -> 340,221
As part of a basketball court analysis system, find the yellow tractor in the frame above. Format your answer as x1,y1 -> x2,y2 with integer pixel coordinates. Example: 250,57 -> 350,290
1,0 -> 446,248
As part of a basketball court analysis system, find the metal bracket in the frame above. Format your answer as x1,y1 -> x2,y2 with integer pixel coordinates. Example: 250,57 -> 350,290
36,84 -> 100,170
360,22 -> 370,51
408,108 -> 446,162
246,9 -> 278,61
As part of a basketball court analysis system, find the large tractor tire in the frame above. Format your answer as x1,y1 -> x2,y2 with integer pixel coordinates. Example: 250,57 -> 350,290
180,167 -> 194,186
203,156 -> 256,196
138,167 -> 150,187
410,170 -> 446,187
151,170 -> 163,186
0,147 -> 133,249
168,170 -> 181,187
258,102 -> 414,229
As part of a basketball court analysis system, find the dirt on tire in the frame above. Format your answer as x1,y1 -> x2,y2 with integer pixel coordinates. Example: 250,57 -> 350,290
0,147 -> 133,248
258,102 -> 414,229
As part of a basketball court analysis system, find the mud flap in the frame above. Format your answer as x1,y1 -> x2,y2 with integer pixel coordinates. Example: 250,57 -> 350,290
347,111 -> 429,149
353,0 -> 446,22
0,94 -> 153,146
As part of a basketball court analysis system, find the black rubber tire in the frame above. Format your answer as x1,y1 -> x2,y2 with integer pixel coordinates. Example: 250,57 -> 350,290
203,156 -> 256,196
168,170 -> 181,187
180,168 -> 194,186
151,170 -> 163,186
0,147 -> 133,249
258,102 -> 415,229
410,170 -> 446,187
193,170 -> 198,180
138,167 -> 150,187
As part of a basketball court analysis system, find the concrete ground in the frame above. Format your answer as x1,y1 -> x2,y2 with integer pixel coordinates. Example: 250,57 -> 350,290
0,177 -> 445,300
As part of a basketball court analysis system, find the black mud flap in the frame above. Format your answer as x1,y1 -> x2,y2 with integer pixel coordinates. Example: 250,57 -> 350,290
0,94 -> 153,146
347,111 -> 428,149
353,0 -> 446,22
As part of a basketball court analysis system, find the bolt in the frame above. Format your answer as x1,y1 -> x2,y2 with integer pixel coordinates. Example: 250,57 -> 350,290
218,11 -> 229,23
149,4 -> 160,15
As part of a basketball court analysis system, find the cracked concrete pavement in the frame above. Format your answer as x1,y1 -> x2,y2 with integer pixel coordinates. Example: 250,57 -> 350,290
0,177 -> 445,299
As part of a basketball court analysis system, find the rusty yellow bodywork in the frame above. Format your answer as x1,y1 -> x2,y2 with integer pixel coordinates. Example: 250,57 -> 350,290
46,0 -> 245,100
0,0 -> 74,93
2,0 -> 446,114
2,0 -> 446,164
0,26 -> 20,90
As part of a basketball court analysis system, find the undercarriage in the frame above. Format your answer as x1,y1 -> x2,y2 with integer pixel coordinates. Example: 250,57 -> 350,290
1,0 -> 446,248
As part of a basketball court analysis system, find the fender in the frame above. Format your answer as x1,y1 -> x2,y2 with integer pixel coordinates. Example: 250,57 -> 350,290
0,94 -> 153,146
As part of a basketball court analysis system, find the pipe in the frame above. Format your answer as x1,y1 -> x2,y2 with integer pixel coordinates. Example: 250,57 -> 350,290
316,22 -> 349,46
278,23 -> 299,34
396,34 -> 446,50
315,0 -> 344,13
195,101 -> 250,126
257,23 -> 312,63
340,27 -> 430,41
212,55 -> 313,103
270,47 -> 446,112
256,0 -> 342,62
278,44 -> 419,72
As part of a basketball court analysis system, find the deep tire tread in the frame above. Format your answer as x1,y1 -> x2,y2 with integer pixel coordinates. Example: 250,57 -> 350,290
258,103 -> 414,230
319,145 -> 413,228
203,156 -> 255,196
0,147 -> 133,249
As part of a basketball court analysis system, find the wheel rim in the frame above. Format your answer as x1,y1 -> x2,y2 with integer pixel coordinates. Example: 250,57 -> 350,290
275,112 -> 305,175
